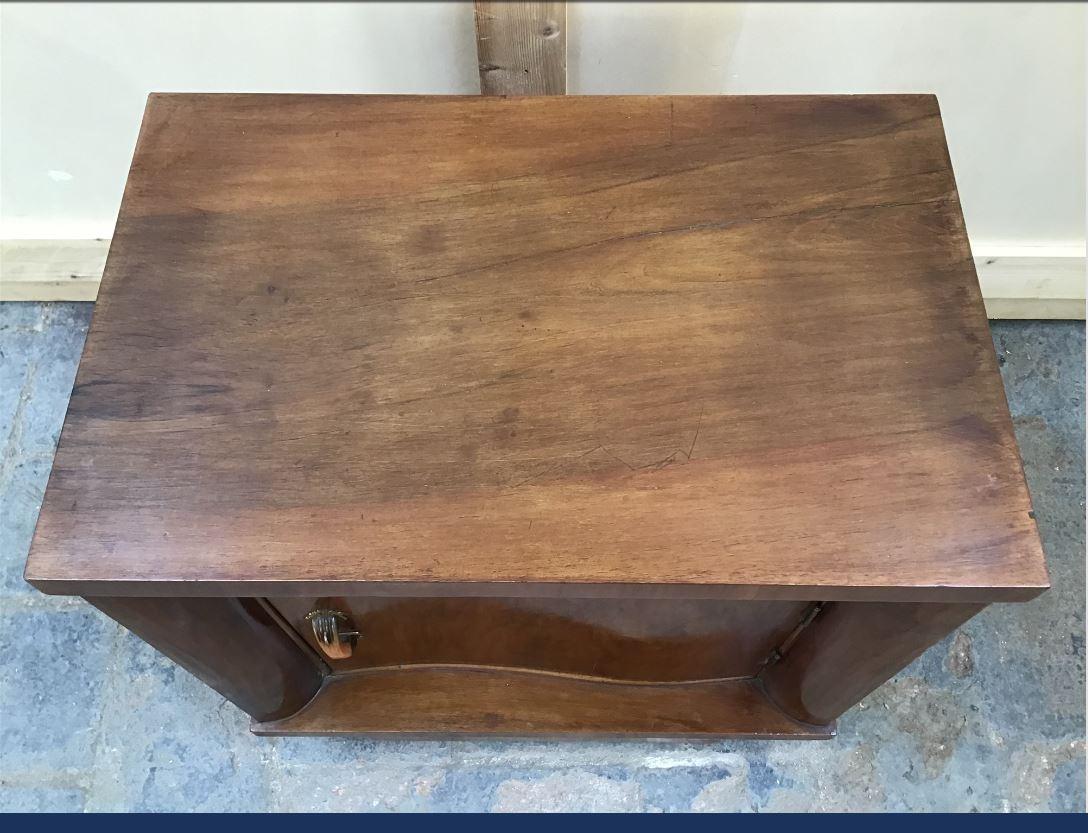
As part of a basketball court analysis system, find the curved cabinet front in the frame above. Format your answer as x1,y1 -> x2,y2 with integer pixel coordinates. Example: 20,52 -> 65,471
268,596 -> 812,683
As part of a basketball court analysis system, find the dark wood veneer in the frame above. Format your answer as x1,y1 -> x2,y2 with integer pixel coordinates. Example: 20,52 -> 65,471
26,94 -> 1046,737
252,666 -> 833,739
270,596 -> 813,681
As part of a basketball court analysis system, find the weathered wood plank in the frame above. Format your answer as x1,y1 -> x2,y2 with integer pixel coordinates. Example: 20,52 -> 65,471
474,1 -> 566,94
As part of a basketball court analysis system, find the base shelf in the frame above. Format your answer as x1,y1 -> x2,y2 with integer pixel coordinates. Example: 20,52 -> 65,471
251,665 -> 834,739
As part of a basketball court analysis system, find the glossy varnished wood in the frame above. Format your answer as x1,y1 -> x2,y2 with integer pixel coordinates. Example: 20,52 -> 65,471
26,94 -> 1046,602
760,600 -> 985,725
86,596 -> 325,722
251,666 -> 833,739
270,596 -> 812,681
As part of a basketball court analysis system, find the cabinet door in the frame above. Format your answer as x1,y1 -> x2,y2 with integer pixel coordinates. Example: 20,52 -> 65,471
268,595 -> 812,682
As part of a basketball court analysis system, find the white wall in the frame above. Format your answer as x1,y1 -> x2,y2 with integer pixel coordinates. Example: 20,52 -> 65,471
1,1 -> 1084,253
572,2 -> 1086,250
0,2 -> 480,238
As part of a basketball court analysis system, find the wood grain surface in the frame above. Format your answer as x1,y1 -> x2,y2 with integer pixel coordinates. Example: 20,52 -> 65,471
25,94 -> 1047,601
251,665 -> 833,738
270,595 -> 812,680
474,2 -> 566,95
760,600 -> 985,725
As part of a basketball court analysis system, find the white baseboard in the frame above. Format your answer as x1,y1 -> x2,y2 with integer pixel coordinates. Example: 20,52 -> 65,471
1,239 -> 1085,319
0,239 -> 109,302
974,245 -> 1085,320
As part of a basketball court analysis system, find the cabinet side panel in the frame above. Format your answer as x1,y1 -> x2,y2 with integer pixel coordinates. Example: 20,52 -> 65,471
87,596 -> 325,721
760,601 -> 985,725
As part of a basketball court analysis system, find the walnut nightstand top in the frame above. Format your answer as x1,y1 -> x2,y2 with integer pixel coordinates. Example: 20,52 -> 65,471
26,94 -> 1047,601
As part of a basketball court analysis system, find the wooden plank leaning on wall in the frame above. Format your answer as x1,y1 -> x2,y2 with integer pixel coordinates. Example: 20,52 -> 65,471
474,1 -> 566,95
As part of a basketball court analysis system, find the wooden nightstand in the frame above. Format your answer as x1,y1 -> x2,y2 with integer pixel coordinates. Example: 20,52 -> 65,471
25,94 -> 1048,738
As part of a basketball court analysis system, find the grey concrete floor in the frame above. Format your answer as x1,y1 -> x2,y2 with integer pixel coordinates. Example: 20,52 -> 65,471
0,301 -> 1083,812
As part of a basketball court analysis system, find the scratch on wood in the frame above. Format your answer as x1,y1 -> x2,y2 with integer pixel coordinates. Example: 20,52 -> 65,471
510,444 -> 603,488
599,446 -> 637,471
685,406 -> 704,460
414,196 -> 951,285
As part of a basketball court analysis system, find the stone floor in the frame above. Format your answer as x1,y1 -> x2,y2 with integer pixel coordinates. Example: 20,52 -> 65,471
0,301 -> 1083,812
